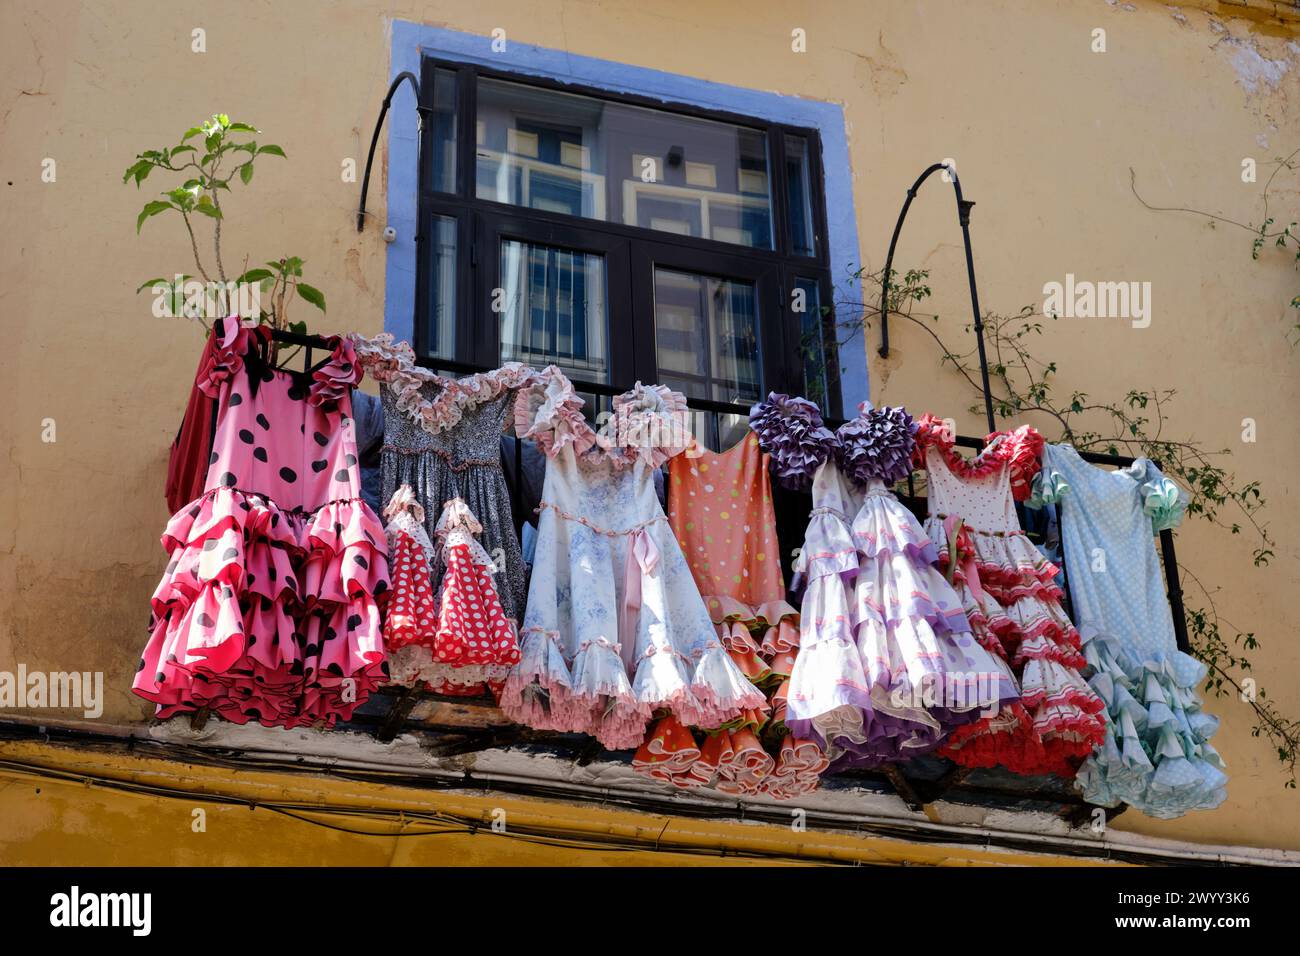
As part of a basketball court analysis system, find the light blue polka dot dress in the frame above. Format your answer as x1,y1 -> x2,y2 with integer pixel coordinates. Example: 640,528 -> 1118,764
1028,444 -> 1226,818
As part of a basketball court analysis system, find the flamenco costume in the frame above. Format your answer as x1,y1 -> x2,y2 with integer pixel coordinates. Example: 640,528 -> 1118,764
500,367 -> 767,750
382,486 -> 521,693
633,428 -> 827,799
912,417 -> 1106,776
133,319 -> 390,727
762,396 -> 1019,770
1030,444 -> 1226,816
350,333 -> 534,695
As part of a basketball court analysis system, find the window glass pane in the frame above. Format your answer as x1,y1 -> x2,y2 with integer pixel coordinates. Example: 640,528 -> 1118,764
430,68 -> 457,194
499,239 -> 608,382
475,77 -> 773,249
785,134 -> 816,257
476,79 -> 607,220
424,215 -> 457,359
622,122 -> 771,249
793,277 -> 830,412
654,267 -> 761,427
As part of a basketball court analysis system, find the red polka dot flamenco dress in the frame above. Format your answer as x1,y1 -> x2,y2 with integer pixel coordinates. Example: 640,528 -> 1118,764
382,488 -> 521,696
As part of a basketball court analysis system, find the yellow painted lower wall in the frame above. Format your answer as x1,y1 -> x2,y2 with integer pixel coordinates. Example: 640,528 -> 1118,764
0,739 -> 1109,867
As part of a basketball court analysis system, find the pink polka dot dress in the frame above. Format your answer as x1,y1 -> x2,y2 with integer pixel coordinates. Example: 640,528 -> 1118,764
133,319 -> 390,727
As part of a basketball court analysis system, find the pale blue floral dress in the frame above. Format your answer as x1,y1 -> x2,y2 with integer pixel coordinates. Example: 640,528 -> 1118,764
1029,444 -> 1226,817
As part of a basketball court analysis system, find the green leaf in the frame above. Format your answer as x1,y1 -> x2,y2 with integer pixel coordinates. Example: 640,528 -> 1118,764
239,163 -> 254,185
135,277 -> 170,293
192,195 -> 222,219
122,160 -> 148,185
257,144 -> 286,158
288,320 -> 308,335
296,282 -> 326,312
237,268 -> 275,284
227,122 -> 258,133
136,200 -> 174,233
181,126 -> 204,142
216,113 -> 230,127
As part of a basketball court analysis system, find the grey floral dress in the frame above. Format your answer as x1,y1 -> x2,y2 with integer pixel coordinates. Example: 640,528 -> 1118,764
350,334 -> 535,689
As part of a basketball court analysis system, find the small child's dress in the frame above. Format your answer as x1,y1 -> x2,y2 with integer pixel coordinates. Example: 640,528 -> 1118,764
381,488 -> 521,693
134,319 -> 390,727
768,398 -> 1020,769
351,334 -> 534,694
914,417 -> 1106,776
632,425 -> 827,798
1030,444 -> 1226,816
501,368 -> 767,750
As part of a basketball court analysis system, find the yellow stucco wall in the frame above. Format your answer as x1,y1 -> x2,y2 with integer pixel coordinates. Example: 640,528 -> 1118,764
2,0 -> 1298,857
0,739 -> 1117,866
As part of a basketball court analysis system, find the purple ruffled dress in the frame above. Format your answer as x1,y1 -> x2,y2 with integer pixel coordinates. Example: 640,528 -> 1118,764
752,397 -> 1020,770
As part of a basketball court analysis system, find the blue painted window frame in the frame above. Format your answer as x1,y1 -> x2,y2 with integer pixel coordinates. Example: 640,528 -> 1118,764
384,21 -> 866,415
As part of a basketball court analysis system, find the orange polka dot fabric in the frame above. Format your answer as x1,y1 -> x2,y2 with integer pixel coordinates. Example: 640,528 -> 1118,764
668,433 -> 785,607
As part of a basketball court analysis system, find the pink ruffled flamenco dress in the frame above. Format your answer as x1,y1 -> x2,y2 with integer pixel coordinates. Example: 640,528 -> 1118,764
133,319 -> 390,727
500,367 -> 767,750
633,426 -> 827,798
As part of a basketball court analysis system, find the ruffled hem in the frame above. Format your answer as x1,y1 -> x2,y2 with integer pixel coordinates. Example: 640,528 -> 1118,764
499,628 -> 767,750
1075,631 -> 1226,817
133,487 -> 389,727
632,716 -> 827,799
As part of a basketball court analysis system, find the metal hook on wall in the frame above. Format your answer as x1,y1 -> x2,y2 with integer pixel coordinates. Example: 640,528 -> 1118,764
877,162 -> 996,434
356,70 -> 425,233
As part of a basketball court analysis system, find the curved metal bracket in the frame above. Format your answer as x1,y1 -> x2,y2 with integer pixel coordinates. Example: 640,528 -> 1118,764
877,163 -> 996,433
356,71 -> 423,233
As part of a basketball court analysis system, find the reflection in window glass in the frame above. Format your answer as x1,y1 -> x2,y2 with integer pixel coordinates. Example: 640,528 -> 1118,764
475,77 -> 773,249
785,134 -> 816,257
794,277 -> 830,413
477,79 -> 607,220
654,267 -> 760,448
425,215 -> 457,359
499,240 -> 608,382
430,68 -> 458,194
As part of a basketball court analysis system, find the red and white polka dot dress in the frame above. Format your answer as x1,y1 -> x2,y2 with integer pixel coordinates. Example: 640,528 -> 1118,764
381,490 -> 519,695
382,486 -> 438,649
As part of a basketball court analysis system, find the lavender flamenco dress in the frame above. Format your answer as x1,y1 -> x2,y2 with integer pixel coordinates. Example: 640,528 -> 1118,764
751,396 -> 1019,770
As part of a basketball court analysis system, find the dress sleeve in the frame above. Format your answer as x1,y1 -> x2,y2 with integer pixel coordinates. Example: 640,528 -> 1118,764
512,365 -> 598,458
308,336 -> 363,407
195,317 -> 268,398
835,402 -> 917,485
999,425 -> 1046,502
1140,461 -> 1188,532
910,413 -> 955,470
609,382 -> 691,467
1025,442 -> 1069,510
747,392 -> 840,490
